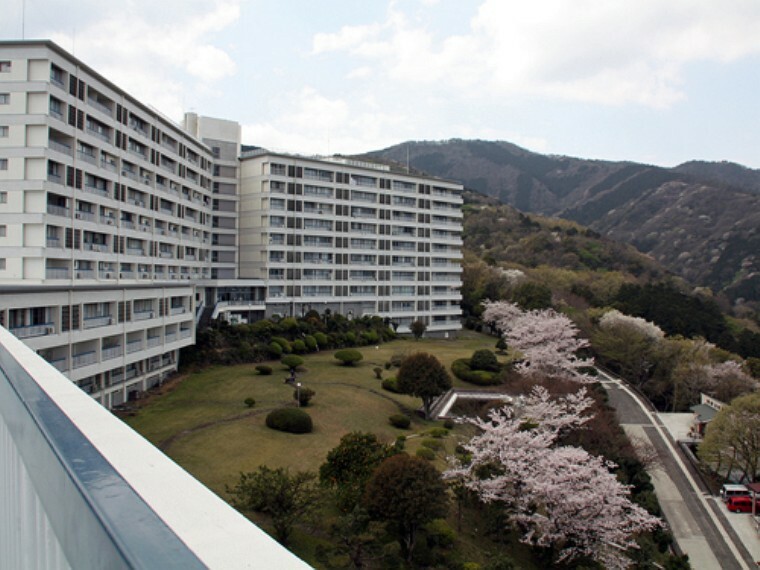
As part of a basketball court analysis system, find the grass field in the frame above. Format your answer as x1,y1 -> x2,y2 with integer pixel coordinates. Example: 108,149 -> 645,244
124,330 -> 502,497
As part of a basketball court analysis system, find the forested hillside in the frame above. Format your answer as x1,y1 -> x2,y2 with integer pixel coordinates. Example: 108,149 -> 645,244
365,140 -> 760,310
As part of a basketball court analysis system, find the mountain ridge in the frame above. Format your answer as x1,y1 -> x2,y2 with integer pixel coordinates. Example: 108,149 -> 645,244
362,139 -> 760,309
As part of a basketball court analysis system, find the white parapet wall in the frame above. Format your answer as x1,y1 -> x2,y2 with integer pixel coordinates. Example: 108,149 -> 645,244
0,325 -> 310,569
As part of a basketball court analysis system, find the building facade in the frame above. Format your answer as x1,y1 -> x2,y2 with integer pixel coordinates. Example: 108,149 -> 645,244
0,40 -> 463,407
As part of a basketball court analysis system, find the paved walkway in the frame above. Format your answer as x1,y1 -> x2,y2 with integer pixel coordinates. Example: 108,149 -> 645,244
598,370 -> 756,570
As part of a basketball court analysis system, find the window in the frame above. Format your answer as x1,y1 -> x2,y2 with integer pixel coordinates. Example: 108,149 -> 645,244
0,61 -> 10,72
0,259 -> 5,270
0,192 -> 6,203
0,225 -> 5,237
0,159 -> 8,170
0,93 -> 9,105
0,126 -> 7,137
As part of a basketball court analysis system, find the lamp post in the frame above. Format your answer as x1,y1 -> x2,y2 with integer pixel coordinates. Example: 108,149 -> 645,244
296,382 -> 302,407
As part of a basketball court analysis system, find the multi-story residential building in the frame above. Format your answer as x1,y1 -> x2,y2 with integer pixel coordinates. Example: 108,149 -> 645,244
0,41 -> 207,407
0,40 -> 463,407
239,152 -> 463,333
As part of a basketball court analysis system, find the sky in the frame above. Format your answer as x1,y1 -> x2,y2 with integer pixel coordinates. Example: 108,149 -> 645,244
3,0 -> 760,168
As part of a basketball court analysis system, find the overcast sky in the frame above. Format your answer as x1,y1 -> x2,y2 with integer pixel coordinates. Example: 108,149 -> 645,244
3,0 -> 760,167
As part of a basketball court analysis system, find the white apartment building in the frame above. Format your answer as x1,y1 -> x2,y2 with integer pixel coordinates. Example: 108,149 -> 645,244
0,40 -> 463,407
239,152 -> 463,333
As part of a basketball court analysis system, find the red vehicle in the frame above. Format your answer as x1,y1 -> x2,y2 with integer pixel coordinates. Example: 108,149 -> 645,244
726,496 -> 760,513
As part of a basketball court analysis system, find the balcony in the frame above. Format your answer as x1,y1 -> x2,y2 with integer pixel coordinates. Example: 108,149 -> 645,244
9,323 -> 54,340
0,326 -> 310,569
102,345 -> 123,360
83,315 -> 113,329
72,350 -> 97,368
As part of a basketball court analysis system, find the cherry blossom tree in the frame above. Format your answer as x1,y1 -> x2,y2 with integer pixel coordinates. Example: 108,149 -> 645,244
446,386 -> 661,569
482,301 -> 594,382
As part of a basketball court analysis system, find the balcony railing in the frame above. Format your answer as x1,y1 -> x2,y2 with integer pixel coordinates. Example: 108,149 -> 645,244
83,315 -> 112,329
0,326 -> 309,569
9,323 -> 54,339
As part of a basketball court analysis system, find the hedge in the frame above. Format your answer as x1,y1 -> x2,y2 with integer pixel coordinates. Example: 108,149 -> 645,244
265,408 -> 313,434
382,376 -> 401,393
255,364 -> 272,375
451,358 -> 500,386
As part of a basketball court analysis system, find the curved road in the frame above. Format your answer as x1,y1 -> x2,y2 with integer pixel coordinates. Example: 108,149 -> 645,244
598,370 -> 756,570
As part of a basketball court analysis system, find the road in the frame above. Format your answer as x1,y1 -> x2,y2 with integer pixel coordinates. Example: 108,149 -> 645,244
599,371 -> 756,570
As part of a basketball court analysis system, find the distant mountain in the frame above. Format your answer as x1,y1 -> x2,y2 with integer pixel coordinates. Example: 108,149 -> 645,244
363,140 -> 760,307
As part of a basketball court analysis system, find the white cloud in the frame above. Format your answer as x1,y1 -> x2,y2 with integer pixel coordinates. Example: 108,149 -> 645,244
310,0 -> 760,108
46,0 -> 240,119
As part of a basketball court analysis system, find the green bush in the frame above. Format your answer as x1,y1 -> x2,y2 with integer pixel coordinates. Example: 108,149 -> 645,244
428,427 -> 448,438
265,408 -> 313,434
304,335 -> 318,351
272,336 -> 292,354
382,376 -> 401,393
244,397 -> 255,408
291,339 -> 307,354
389,351 -> 407,367
451,358 -> 500,386
425,518 -> 456,548
268,341 -> 283,357
394,435 -> 406,451
384,361 -> 392,370
470,349 -> 500,372
281,354 -> 304,370
334,349 -> 363,366
293,387 -> 315,407
373,366 -> 383,379
255,364 -> 272,375
389,414 -> 411,429
361,330 -> 379,344
314,332 -> 329,348
416,447 -> 435,460
421,438 -> 443,451
443,419 -> 455,430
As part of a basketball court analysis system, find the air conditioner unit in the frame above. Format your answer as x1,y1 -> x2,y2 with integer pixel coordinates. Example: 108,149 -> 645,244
45,326 -> 54,334
75,212 -> 82,219
107,219 -> 114,225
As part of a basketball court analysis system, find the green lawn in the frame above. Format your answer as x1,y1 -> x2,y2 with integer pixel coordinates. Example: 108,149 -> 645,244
125,330 -> 501,496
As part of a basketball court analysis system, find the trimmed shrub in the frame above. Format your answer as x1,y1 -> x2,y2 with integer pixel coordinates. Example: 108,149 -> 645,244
304,335 -> 318,352
451,358 -> 500,386
389,414 -> 411,429
267,341 -> 283,357
382,376 -> 401,393
416,447 -> 435,460
443,419 -> 455,430
334,349 -> 363,366
271,336 -> 292,354
428,427 -> 448,438
425,518 -> 456,548
291,339 -> 307,354
384,361 -> 392,370
421,438 -> 443,451
394,435 -> 406,451
293,387 -> 315,407
265,408 -> 313,434
281,354 -> 304,370
244,397 -> 255,408
344,331 -> 357,346
255,364 -> 272,376
373,366 -> 383,379
470,349 -> 500,372
389,351 -> 407,367
314,332 -> 329,348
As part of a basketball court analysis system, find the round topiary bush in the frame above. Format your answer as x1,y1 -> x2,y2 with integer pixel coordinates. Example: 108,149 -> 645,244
292,339 -> 307,354
389,414 -> 411,429
443,419 -> 455,430
334,349 -> 363,366
470,349 -> 500,372
281,354 -> 305,370
271,336 -> 292,354
268,341 -> 283,357
416,447 -> 435,460
314,332 -> 329,348
293,387 -> 315,407
421,438 -> 443,451
373,366 -> 383,379
304,335 -> 318,351
382,376 -> 401,393
265,408 -> 313,434
255,364 -> 272,375
244,397 -> 256,408
427,427 -> 448,438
